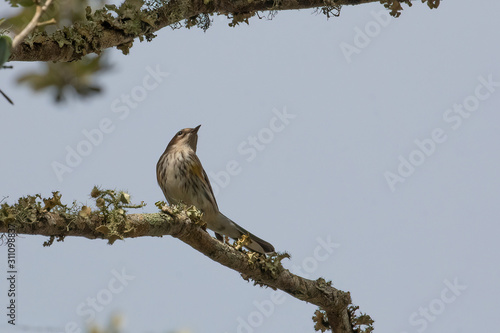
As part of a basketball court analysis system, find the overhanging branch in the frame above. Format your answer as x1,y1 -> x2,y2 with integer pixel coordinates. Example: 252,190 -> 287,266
8,0 -> 379,62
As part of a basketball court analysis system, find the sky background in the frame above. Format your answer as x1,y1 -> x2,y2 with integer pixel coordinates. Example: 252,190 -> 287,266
1,1 -> 499,332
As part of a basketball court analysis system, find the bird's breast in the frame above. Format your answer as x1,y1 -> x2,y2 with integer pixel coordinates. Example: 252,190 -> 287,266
158,150 -> 217,217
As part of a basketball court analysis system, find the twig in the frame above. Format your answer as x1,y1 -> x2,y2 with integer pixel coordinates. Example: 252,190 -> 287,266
0,89 -> 14,105
12,0 -> 55,49
37,18 -> 57,27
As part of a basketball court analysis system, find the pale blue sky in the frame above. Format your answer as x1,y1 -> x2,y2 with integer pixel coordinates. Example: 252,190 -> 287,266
1,1 -> 499,332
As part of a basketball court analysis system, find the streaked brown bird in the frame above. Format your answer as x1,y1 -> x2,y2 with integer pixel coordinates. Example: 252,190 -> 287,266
156,125 -> 275,254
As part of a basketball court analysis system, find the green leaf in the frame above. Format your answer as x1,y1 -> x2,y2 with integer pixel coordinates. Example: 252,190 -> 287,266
17,54 -> 110,102
0,35 -> 12,67
8,0 -> 36,7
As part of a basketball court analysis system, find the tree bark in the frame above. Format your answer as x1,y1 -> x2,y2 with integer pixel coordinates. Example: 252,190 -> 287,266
9,0 -> 378,62
0,195 -> 369,332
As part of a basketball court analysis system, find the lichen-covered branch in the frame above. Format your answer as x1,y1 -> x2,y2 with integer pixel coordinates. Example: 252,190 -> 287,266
7,0 -> 439,63
0,189 -> 373,332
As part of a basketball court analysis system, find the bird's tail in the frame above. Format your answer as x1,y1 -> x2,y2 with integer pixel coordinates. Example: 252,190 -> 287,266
216,213 -> 275,254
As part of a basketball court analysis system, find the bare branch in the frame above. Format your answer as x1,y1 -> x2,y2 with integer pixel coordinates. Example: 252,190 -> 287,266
0,88 -> 14,105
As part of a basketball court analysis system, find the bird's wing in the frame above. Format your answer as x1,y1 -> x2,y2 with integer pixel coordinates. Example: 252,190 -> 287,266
192,154 -> 219,210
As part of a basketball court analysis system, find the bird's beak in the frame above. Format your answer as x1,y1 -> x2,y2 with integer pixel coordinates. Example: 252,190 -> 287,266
192,125 -> 201,133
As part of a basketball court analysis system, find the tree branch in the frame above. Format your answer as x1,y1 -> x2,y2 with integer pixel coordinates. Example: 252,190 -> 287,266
8,0 -> 379,62
0,190 -> 373,332
12,0 -> 55,49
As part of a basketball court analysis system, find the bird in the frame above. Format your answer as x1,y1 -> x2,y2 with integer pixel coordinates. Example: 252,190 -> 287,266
156,125 -> 275,254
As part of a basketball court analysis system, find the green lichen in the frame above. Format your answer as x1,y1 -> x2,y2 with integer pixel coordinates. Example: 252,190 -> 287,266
0,192 -> 66,229
312,309 -> 329,332
142,211 -> 172,231
379,0 -> 439,17
246,251 -> 291,280
378,0 -> 410,17
228,12 -> 255,27
0,188 -> 146,246
0,191 -> 81,245
348,305 -> 375,333
89,186 -> 146,244
166,0 -> 197,30
21,2 -> 160,59
315,4 -> 341,19
312,306 -> 374,333
424,0 -> 440,9
185,13 -> 212,31
98,1 -> 158,40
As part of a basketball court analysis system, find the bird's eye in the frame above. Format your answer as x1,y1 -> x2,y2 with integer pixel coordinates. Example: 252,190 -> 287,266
177,131 -> 183,136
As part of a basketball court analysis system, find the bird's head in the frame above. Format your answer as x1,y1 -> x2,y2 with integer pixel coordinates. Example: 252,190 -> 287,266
167,125 -> 201,152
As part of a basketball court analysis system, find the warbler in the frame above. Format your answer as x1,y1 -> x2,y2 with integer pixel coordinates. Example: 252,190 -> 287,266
156,125 -> 275,254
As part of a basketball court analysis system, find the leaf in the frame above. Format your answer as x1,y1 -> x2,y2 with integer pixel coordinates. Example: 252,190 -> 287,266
17,54 -> 110,102
8,0 -> 36,7
0,35 -> 12,67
